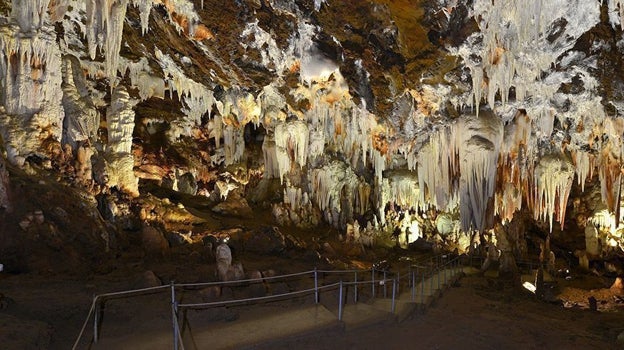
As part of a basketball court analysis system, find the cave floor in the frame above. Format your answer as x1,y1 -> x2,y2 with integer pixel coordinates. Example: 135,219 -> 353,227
1,262 -> 624,349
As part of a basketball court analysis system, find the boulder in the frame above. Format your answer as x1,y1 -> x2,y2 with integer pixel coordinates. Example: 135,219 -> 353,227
133,270 -> 162,289
211,193 -> 253,218
141,225 -> 169,257
167,231 -> 193,247
177,171 -> 198,195
248,270 -> 266,297
225,262 -> 245,282
610,277 -> 624,293
618,331 -> 624,344
199,286 -> 221,302
245,226 -> 286,254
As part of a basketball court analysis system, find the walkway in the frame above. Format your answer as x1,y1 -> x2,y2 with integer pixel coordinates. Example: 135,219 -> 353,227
90,265 -> 479,350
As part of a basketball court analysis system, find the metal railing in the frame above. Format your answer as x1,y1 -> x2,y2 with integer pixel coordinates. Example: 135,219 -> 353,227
72,254 -> 465,349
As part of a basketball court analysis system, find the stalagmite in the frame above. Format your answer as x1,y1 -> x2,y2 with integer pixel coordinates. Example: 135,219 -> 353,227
61,55 -> 99,151
104,86 -> 139,196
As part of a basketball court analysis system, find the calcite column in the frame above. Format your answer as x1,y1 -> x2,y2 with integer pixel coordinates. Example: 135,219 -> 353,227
103,86 -> 139,196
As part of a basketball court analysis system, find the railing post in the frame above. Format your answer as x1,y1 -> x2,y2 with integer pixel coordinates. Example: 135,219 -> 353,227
437,267 -> 441,290
314,268 -> 319,304
354,271 -> 358,303
171,281 -> 178,350
397,270 -> 400,295
430,266 -> 434,292
372,268 -> 376,298
411,270 -> 415,302
338,280 -> 344,321
93,296 -> 99,344
391,278 -> 397,313
421,273 -> 425,304
383,270 -> 387,298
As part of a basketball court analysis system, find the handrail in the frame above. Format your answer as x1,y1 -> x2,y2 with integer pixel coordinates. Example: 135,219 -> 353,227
176,270 -> 315,288
178,282 -> 341,309
73,253 -> 464,348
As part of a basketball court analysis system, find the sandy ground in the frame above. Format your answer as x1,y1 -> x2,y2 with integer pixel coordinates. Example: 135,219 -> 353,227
2,267 -> 624,350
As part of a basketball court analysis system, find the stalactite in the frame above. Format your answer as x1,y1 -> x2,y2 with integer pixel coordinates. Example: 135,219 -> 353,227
455,0 -> 599,110
455,111 -> 503,232
533,154 -> 575,232
309,161 -> 361,227
85,0 -> 129,84
0,2 -> 64,163
132,0 -> 153,35
274,120 -> 308,182
223,124 -> 245,166
573,150 -> 592,193
495,110 -> 531,222
155,49 -> 216,139
61,55 -> 99,151
417,129 -> 455,212
610,0 -> 624,29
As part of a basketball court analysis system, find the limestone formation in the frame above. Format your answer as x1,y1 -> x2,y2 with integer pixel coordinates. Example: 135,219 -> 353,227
0,0 -> 623,277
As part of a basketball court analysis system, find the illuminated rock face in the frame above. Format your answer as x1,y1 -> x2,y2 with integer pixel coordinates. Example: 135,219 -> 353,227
0,0 -> 63,164
2,0 -> 624,262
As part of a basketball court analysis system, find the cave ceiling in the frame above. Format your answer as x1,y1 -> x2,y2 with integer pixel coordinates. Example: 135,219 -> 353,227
1,0 -> 624,264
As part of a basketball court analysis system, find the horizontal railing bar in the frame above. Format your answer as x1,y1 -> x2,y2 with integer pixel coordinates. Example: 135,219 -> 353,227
178,283 -> 341,309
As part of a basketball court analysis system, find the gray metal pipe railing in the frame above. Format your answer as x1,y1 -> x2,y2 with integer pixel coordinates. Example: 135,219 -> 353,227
75,254 -> 464,348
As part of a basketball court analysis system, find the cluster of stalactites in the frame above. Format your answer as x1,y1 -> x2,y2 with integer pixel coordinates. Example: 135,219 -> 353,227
378,170 -> 423,226
459,0 -> 599,113
309,161 -> 370,227
154,49 -> 217,138
532,154 -> 575,232
454,111 -> 503,232
10,0 -> 50,32
273,120 -> 308,183
494,111 -> 532,223
85,0 -> 129,85
611,0 -> 624,29
466,0 -> 548,110
0,12 -> 64,164
416,129 -> 457,212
